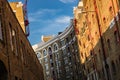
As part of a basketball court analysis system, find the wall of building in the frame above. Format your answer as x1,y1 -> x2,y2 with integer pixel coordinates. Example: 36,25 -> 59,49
33,20 -> 81,80
0,0 -> 44,80
74,0 -> 120,80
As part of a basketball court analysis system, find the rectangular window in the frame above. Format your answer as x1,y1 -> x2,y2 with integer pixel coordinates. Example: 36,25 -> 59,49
0,15 -> 3,40
9,23 -> 13,51
45,63 -> 49,71
12,30 -> 18,56
118,0 -> 120,8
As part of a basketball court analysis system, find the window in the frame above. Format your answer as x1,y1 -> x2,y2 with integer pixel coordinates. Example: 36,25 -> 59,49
55,53 -> 59,60
46,71 -> 49,76
61,40 -> 65,46
66,37 -> 69,42
107,39 -> 111,49
111,61 -> 116,75
114,31 -> 119,44
0,15 -> 3,40
119,55 -> 120,63
64,58 -> 68,64
45,63 -> 49,70
109,6 -> 114,19
50,55 -> 53,60
118,0 -> 120,8
51,63 -> 54,67
90,50 -> 93,56
88,35 -> 90,41
79,40 -> 81,46
103,17 -> 106,23
15,76 -> 18,80
44,58 -> 48,62
92,14 -> 95,24
81,52 -> 84,58
62,49 -> 66,55
37,52 -> 41,58
53,44 -> 58,51
67,47 -> 70,52
65,66 -> 69,72
48,47 -> 52,55
52,71 -> 55,75
9,23 -> 13,51
58,61 -> 61,66
43,49 -> 47,56
85,53 -> 87,61
12,30 -> 18,56
83,43 -> 85,48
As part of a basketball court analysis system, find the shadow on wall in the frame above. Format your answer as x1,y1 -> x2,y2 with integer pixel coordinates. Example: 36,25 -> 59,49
0,60 -> 8,80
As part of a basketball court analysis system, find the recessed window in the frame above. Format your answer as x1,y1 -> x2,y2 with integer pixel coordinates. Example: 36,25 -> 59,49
109,6 -> 112,12
114,31 -> 119,44
15,76 -> 18,80
83,43 -> 85,48
103,17 -> 106,23
0,15 -> 3,40
111,61 -> 116,75
88,35 -> 90,41
12,29 -> 18,56
67,47 -> 70,52
53,44 -> 58,51
79,40 -> 81,45
107,39 -> 111,50
119,55 -> 120,63
109,6 -> 114,19
48,47 -> 52,55
9,23 -> 13,51
50,55 -> 52,59
44,58 -> 48,62
118,0 -> 120,8
81,52 -> 83,58
45,63 -> 49,70
85,53 -> 87,61
90,50 -> 93,56
37,52 -> 41,58
43,49 -> 47,56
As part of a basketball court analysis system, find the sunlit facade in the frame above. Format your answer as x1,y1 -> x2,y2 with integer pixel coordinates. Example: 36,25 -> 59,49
74,0 -> 120,80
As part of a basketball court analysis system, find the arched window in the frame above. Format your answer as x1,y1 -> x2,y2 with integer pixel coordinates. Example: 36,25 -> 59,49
36,52 -> 41,58
53,43 -> 58,51
43,49 -> 47,56
48,47 -> 52,55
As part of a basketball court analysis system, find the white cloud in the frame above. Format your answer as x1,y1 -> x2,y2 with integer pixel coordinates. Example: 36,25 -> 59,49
29,9 -> 73,37
59,0 -> 76,3
29,9 -> 60,22
31,15 -> 72,35
55,16 -> 72,23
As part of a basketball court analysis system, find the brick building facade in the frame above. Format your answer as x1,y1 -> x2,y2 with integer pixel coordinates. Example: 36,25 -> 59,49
0,0 -> 44,80
74,0 -> 120,80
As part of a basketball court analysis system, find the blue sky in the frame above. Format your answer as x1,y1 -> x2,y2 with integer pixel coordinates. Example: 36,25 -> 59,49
9,0 -> 78,45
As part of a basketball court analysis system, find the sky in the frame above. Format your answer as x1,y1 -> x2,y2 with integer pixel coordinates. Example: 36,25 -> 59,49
9,0 -> 78,45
